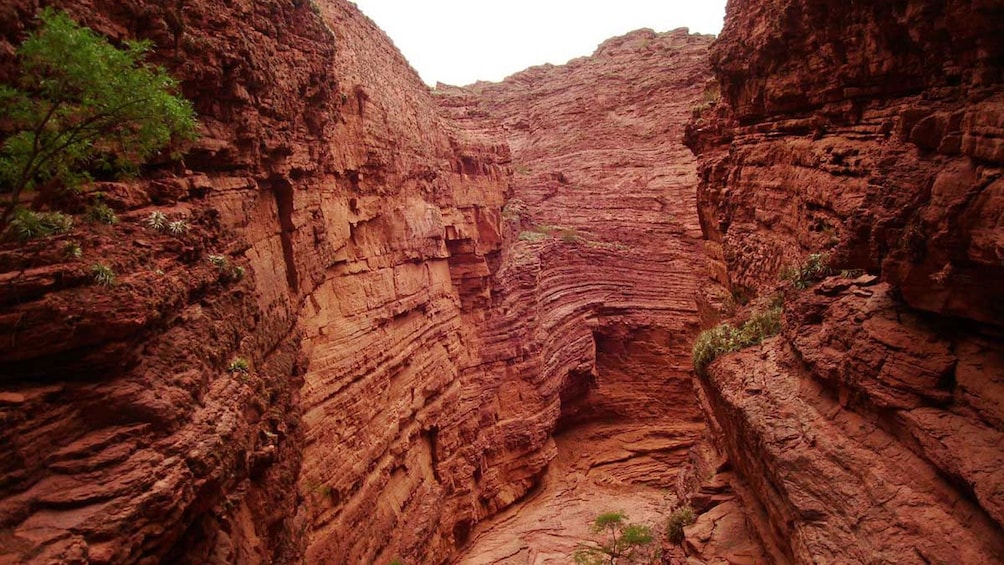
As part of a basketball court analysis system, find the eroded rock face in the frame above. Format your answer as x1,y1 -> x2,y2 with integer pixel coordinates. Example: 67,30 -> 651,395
688,0 -> 1004,562
6,0 -> 999,563
293,2 -> 511,563
3,2 -> 713,564
687,0 -> 1004,324
0,0 -> 508,561
0,0 -> 340,562
436,29 -> 718,562
702,282 -> 1004,563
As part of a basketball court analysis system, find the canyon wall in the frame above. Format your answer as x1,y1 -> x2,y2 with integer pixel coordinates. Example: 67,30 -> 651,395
0,0 -> 505,562
686,0 -> 1004,562
4,0 -> 1000,563
291,2 -> 511,564
0,0 -> 341,562
447,29 -> 721,561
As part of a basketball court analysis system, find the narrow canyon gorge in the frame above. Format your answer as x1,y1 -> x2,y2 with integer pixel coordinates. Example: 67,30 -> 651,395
0,0 -> 1000,564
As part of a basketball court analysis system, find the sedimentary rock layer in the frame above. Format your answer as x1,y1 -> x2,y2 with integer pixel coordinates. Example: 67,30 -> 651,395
446,29 -> 716,561
687,0 -> 1004,323
687,0 -> 1004,562
0,0 -> 507,562
0,2 -> 722,563
293,2 -> 510,563
0,0 -> 341,561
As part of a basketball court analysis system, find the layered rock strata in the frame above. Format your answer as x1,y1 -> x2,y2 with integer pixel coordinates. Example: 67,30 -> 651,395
7,0 -> 999,563
294,2 -> 511,563
687,0 -> 1004,562
0,0 -> 341,562
0,0 -> 507,562
446,29 -> 721,562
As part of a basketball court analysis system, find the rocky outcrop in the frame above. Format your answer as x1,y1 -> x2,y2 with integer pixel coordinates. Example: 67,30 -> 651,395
687,0 -> 1004,321
292,2 -> 510,563
687,0 -> 1004,562
703,281 -> 1004,563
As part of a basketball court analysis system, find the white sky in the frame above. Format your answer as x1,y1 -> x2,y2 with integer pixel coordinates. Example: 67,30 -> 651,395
349,0 -> 727,86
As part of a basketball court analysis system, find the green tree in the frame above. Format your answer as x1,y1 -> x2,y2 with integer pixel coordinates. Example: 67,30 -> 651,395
0,8 -> 197,230
573,511 -> 655,565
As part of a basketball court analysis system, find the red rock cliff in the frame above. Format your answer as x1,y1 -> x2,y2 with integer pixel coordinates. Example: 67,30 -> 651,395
1,0 -> 340,562
444,29 -> 718,561
0,0 -> 505,562
293,2 -> 511,563
7,0 -> 1000,563
687,0 -> 1004,562
0,1 -> 719,563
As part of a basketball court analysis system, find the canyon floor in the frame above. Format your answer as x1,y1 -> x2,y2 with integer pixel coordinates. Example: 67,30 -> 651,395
457,422 -> 696,564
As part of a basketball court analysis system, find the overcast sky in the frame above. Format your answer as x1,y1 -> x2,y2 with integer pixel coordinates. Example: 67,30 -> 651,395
350,0 -> 727,86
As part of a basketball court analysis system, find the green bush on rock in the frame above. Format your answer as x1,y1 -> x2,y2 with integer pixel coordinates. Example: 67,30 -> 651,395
692,305 -> 782,376
6,208 -> 72,241
666,505 -> 696,545
781,252 -> 830,289
0,8 -> 197,232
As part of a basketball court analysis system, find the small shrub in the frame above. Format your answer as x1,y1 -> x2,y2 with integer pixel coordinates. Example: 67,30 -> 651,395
518,230 -> 547,242
692,324 -> 741,377
692,306 -> 782,376
737,305 -> 782,346
666,506 -> 696,545
207,254 -> 228,268
85,202 -> 118,225
6,208 -> 73,241
90,263 -> 115,286
146,210 -> 168,231
208,254 -> 245,282
62,240 -> 82,259
502,198 -> 527,221
690,81 -> 721,120
781,252 -> 831,289
0,8 -> 197,230
840,268 -> 865,279
167,219 -> 188,234
228,357 -> 250,374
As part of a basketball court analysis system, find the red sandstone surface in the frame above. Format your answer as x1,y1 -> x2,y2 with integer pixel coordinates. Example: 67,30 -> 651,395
687,0 -> 1004,562
1,0 -> 341,561
445,29 -> 724,562
0,0 -> 1001,564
